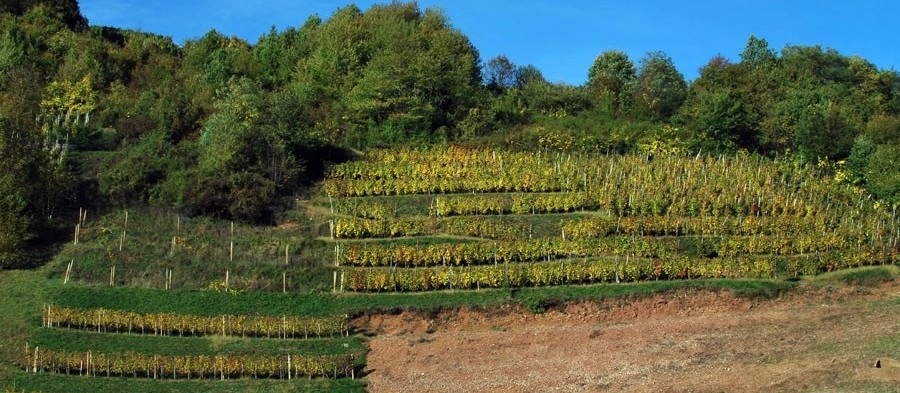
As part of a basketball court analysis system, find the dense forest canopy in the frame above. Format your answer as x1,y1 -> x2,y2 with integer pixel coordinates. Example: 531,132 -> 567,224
1,0 -> 898,268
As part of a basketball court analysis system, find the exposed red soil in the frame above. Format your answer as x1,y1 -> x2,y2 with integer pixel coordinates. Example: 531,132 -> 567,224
359,281 -> 900,392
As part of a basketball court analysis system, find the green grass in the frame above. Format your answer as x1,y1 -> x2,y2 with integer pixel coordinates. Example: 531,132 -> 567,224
1,269 -> 366,393
0,270 -> 51,383
51,278 -> 797,318
49,208 -> 336,292
4,372 -> 364,393
27,329 -> 365,359
3,263 -> 894,392
806,265 -> 898,287
868,334 -> 900,355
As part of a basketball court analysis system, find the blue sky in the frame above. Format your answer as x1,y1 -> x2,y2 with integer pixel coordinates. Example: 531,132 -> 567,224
80,1 -> 900,84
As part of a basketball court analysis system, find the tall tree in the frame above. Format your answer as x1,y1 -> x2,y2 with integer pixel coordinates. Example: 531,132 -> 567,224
294,3 -> 481,145
484,55 -> 518,92
0,0 -> 87,30
632,51 -> 686,120
739,35 -> 776,71
587,50 -> 635,114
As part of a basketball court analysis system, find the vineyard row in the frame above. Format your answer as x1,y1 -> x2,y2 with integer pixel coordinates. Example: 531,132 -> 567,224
42,306 -> 350,339
19,346 -> 353,379
332,214 -> 857,241
341,249 -> 886,292
338,235 -> 869,268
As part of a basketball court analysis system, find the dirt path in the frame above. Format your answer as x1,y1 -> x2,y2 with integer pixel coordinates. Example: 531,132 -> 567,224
361,282 -> 900,392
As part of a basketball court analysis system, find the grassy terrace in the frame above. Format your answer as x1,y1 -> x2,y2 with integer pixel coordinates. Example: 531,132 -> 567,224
47,278 -> 797,318
26,329 -> 365,359
3,262 -> 898,392
4,150 -> 898,392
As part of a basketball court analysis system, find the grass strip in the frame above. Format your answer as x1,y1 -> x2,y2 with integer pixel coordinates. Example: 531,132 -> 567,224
5,371 -> 364,393
26,329 -> 365,359
52,278 -> 797,317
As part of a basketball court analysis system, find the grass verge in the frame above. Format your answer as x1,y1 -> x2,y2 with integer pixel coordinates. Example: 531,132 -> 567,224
51,278 -> 797,318
27,329 -> 365,360
4,372 -> 364,393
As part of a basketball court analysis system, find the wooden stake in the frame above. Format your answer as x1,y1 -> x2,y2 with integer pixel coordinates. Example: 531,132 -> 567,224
333,271 -> 337,293
74,224 -> 79,245
285,244 -> 289,265
283,271 -> 287,293
225,270 -> 229,290
119,210 -> 128,252
230,221 -> 234,262
340,271 -> 344,292
109,265 -> 115,286
64,260 -> 73,284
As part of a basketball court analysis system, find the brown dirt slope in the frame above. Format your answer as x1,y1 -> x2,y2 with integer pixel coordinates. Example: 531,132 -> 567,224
362,281 -> 900,393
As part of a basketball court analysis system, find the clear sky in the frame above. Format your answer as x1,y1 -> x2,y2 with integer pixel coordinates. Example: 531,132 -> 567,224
80,0 -> 900,85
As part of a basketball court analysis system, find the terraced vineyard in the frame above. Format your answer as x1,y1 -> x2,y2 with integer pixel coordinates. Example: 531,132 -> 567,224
6,147 -> 898,392
6,283 -> 366,392
323,148 -> 898,292
11,209 -> 366,391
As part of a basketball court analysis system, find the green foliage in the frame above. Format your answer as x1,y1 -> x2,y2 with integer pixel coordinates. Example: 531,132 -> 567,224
98,131 -> 187,205
632,51 -> 687,121
846,135 -> 877,186
0,25 -> 25,76
0,174 -> 31,267
484,55 -> 519,91
293,3 -> 481,146
3,0 -> 900,273
864,144 -> 900,205
739,35 -> 777,71
866,114 -> 900,145
794,104 -> 857,160
694,90 -> 752,152
587,50 -> 635,113
254,21 -> 318,88
518,80 -> 591,118
182,30 -> 258,98
678,55 -> 759,152
1,0 -> 86,30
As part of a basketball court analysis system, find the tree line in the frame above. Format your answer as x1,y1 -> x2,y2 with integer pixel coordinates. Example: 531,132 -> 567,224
0,1 -> 897,267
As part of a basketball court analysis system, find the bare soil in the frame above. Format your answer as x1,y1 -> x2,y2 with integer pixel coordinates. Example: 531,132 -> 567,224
360,281 -> 900,392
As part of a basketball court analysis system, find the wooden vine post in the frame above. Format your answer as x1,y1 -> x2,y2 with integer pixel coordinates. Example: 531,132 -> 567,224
119,210 -> 128,251
64,260 -> 73,284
